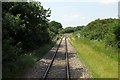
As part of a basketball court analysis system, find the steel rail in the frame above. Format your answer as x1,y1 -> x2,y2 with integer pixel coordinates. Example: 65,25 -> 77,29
65,37 -> 70,80
42,36 -> 64,80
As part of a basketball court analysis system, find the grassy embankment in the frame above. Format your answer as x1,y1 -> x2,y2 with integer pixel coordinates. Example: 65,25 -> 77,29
70,34 -> 118,78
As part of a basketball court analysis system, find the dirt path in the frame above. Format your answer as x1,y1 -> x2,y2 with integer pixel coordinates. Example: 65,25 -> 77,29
23,37 -> 92,78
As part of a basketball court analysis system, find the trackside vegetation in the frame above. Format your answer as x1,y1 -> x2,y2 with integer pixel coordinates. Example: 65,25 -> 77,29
2,2 -> 62,77
69,18 -> 119,78
2,1 -> 120,78
70,35 -> 118,78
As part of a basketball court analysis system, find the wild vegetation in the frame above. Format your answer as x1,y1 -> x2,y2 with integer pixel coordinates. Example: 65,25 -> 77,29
70,36 -> 118,78
48,20 -> 62,39
60,26 -> 84,34
2,1 -> 119,78
2,2 -> 62,77
79,18 -> 120,48
69,18 -> 119,78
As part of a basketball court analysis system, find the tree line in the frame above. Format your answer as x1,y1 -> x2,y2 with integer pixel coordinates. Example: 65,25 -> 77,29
62,18 -> 120,49
2,2 -> 62,77
78,18 -> 119,48
60,26 -> 84,34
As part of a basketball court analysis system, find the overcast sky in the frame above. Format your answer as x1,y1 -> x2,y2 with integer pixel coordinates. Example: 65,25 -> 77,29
35,0 -> 119,28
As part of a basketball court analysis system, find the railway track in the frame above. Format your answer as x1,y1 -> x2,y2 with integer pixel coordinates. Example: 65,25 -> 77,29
42,36 -> 70,80
65,37 -> 70,80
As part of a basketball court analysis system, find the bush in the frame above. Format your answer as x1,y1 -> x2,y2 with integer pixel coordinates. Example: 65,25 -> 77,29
79,18 -> 119,48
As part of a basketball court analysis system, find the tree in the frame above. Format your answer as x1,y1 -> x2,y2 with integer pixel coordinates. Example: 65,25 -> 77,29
60,27 -> 75,34
79,18 -> 119,48
49,20 -> 62,34
2,2 -> 51,77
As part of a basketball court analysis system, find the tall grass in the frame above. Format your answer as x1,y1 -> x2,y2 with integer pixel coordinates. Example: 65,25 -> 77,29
70,35 -> 118,78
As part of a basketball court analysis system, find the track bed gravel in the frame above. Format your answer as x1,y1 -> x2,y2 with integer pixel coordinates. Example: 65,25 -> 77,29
23,37 -> 92,79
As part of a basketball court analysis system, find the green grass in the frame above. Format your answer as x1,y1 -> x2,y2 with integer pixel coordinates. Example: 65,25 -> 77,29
70,35 -> 118,78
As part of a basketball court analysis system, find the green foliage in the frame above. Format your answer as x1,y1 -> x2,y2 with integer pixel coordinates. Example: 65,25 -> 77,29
114,20 -> 120,48
2,2 -> 53,78
59,26 -> 84,34
60,27 -> 76,34
49,20 -> 62,34
71,18 -> 119,78
75,26 -> 84,31
3,2 -> 51,50
79,18 -> 119,48
48,29 -> 56,39
48,20 -> 62,40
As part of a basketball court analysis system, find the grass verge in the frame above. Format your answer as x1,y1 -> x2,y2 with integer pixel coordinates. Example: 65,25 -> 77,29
69,35 -> 118,78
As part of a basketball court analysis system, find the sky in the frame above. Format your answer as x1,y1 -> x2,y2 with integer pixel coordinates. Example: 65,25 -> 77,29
34,0 -> 119,28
